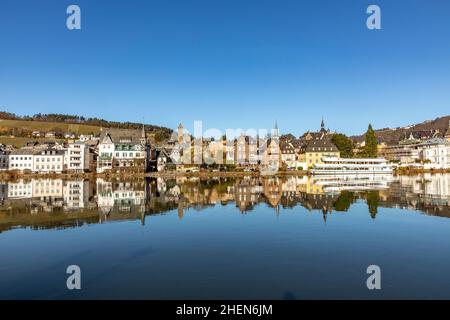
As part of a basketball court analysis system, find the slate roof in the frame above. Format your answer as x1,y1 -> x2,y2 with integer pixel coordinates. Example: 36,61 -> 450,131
280,141 -> 296,154
99,128 -> 144,145
304,139 -> 339,152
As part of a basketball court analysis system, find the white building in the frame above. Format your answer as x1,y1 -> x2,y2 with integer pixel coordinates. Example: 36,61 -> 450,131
64,180 -> 90,210
79,134 -> 99,142
8,150 -> 36,172
33,149 -> 65,173
66,142 -> 93,172
418,138 -> 450,169
280,141 -> 297,168
379,143 -> 420,164
32,179 -> 64,199
97,127 -> 150,173
96,178 -> 146,214
7,179 -> 33,199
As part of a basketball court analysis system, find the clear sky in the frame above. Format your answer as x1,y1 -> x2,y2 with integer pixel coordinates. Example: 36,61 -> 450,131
1,0 -> 449,136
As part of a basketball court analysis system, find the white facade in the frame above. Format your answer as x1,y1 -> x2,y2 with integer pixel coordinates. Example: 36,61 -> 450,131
418,139 -> 450,169
32,179 -> 64,198
33,150 -> 64,173
64,180 -> 89,209
7,180 -> 33,199
79,134 -> 99,142
96,179 -> 146,214
8,151 -> 35,172
97,129 -> 149,173
66,142 -> 91,172
97,136 -> 115,173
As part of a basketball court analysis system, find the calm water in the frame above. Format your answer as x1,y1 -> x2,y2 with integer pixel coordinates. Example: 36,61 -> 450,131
1,174 -> 450,299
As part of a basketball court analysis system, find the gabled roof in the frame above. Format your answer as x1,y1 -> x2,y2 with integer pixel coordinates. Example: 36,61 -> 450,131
99,128 -> 144,145
305,139 -> 339,152
280,141 -> 296,154
10,149 -> 40,155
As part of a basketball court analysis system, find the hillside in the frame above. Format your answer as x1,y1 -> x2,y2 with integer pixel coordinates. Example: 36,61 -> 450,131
0,119 -> 102,135
352,115 -> 450,145
0,111 -> 173,147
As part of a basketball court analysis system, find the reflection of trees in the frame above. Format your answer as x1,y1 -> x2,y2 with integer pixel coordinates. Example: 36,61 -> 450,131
333,191 -> 356,212
366,191 -> 380,219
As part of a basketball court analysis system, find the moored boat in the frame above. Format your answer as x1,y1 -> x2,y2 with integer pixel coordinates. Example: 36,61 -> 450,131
312,157 -> 393,175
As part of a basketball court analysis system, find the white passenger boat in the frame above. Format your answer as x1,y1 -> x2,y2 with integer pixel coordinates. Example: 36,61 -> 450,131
312,157 -> 393,176
312,174 -> 393,192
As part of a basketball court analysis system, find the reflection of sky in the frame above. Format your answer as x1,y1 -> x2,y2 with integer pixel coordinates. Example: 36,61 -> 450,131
1,202 -> 450,299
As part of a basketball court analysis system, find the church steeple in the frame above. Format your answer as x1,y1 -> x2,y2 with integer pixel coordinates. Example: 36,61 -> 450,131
273,120 -> 279,138
320,117 -> 326,133
178,123 -> 184,145
140,123 -> 147,145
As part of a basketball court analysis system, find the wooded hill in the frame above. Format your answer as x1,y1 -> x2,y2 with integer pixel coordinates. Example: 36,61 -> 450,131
351,115 -> 450,145
0,111 -> 173,143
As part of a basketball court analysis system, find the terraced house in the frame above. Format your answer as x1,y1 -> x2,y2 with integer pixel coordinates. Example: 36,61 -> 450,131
8,149 -> 36,172
33,149 -> 65,173
97,127 -> 150,173
66,142 -> 95,172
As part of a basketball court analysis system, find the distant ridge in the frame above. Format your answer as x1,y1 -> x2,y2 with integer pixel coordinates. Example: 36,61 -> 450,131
352,115 -> 450,145
0,110 -> 172,133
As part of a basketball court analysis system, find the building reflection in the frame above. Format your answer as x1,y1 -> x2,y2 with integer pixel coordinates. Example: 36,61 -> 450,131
1,173 -> 449,232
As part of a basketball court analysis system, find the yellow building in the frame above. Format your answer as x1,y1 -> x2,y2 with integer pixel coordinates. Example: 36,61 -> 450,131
303,139 -> 340,168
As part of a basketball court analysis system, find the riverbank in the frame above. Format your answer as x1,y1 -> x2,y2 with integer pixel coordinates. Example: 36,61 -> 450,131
1,168 -> 449,181
0,170 -> 309,181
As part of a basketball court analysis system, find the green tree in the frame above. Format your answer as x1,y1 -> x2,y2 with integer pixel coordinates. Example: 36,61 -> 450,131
364,124 -> 378,158
366,191 -> 380,219
331,133 -> 355,158
333,191 -> 356,211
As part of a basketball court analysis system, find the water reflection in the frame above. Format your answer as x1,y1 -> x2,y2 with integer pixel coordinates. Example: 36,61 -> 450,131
1,174 -> 449,232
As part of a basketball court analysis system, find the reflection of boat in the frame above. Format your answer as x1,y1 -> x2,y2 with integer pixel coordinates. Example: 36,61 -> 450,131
312,157 -> 393,175
313,174 -> 393,192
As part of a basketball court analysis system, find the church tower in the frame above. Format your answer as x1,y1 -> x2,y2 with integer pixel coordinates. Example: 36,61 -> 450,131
272,120 -> 279,139
320,117 -> 326,133
140,123 -> 147,146
178,123 -> 184,145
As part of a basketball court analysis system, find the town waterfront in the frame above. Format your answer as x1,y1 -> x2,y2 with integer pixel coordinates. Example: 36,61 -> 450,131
1,174 -> 450,299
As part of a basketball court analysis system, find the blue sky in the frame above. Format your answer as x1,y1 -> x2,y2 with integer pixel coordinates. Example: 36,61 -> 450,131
1,0 -> 449,136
